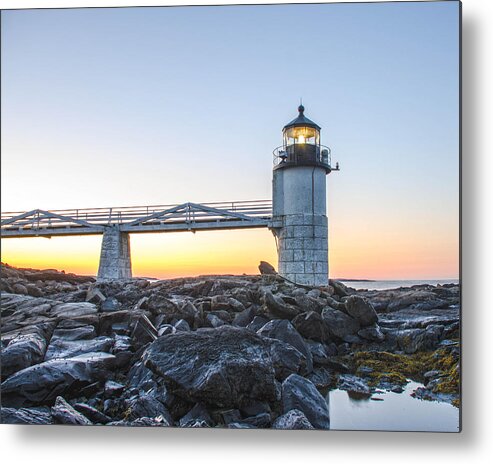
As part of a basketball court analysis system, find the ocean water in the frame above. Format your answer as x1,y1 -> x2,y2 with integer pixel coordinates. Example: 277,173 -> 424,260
329,380 -> 460,432
340,279 -> 460,291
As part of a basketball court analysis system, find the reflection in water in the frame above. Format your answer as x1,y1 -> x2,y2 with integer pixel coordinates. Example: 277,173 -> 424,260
328,381 -> 459,432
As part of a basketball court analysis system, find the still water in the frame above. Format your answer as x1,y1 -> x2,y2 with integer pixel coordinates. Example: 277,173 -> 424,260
340,280 -> 460,291
328,380 -> 460,432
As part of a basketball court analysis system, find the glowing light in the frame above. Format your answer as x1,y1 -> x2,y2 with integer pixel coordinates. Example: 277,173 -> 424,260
297,134 -> 306,144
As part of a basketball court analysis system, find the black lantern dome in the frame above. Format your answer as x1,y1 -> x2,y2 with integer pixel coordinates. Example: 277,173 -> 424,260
283,104 -> 321,145
273,105 -> 333,172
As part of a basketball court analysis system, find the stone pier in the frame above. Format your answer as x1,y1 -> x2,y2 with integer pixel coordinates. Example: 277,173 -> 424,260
97,226 -> 132,280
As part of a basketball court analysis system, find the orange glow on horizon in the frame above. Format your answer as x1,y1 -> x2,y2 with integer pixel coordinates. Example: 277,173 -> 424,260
0,222 -> 459,280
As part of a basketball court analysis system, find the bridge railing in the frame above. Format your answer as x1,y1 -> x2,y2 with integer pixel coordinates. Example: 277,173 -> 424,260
1,200 -> 273,235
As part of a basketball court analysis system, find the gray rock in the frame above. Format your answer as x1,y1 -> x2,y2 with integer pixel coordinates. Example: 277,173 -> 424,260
345,295 -> 378,327
49,302 -> 98,318
329,279 -> 350,297
424,369 -> 441,379
281,374 -> 330,429
12,283 -> 28,295
131,314 -> 158,348
105,380 -> 125,397
1,353 -> 116,407
1,333 -> 47,380
233,305 -> 257,327
206,313 -> 226,328
338,374 -> 371,397
242,412 -> 271,428
51,325 -> 96,341
227,422 -> 256,429
264,338 -> 306,380
112,334 -> 132,353
51,396 -> 93,425
157,324 -> 176,337
73,403 -> 112,424
126,394 -> 172,424
259,261 -> 276,275
174,319 -> 191,332
108,416 -> 170,427
395,325 -> 443,353
257,319 -> 313,373
85,286 -> 106,303
1,407 -> 54,425
307,367 -> 332,389
272,409 -> 315,430
357,324 -> 385,342
220,409 -> 242,425
101,297 -> 121,312
246,315 -> 269,332
179,403 -> 213,427
292,311 -> 331,343
143,326 -> 278,408
263,290 -> 300,320
321,307 -> 360,340
45,337 -> 114,361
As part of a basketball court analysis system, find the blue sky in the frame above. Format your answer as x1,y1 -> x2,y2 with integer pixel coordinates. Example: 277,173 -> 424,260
0,2 -> 460,279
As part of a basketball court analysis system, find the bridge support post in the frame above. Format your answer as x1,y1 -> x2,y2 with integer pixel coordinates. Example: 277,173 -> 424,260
97,226 -> 132,280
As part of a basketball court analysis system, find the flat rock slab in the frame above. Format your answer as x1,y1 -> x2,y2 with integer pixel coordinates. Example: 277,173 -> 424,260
1,353 -> 115,407
50,302 -> 98,318
44,337 -> 114,361
1,407 -> 54,425
143,326 -> 278,408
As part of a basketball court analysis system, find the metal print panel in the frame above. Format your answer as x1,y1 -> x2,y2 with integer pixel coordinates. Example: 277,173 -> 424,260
0,1 -> 461,432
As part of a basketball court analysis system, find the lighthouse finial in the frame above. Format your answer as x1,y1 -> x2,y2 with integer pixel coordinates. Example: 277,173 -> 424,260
298,98 -> 304,114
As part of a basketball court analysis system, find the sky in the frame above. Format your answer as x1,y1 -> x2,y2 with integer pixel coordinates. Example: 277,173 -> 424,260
0,1 -> 460,280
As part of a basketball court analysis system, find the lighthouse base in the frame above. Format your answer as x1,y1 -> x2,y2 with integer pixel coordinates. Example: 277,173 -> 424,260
273,214 -> 328,287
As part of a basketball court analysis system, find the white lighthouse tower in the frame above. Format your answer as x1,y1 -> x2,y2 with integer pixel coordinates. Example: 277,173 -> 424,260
271,104 -> 338,286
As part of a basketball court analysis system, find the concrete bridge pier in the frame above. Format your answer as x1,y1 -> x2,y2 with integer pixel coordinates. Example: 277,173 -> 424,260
97,226 -> 132,280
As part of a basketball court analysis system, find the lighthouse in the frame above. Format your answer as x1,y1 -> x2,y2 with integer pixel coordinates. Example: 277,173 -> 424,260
271,105 -> 338,286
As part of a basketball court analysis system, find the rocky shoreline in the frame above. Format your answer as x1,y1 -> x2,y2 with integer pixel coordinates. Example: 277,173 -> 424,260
0,263 -> 460,428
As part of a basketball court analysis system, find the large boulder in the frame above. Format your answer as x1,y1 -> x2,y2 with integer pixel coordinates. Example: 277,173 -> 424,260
143,326 -> 278,408
272,409 -> 314,430
262,291 -> 300,320
280,374 -> 330,430
394,325 -> 443,354
1,333 -> 48,380
292,311 -> 331,343
258,261 -> 277,275
321,307 -> 360,340
257,319 -> 313,373
263,338 -> 306,380
1,353 -> 116,407
344,295 -> 378,327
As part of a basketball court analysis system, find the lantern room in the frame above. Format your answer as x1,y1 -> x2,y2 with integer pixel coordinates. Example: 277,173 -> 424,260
283,104 -> 321,147
273,104 -> 335,172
